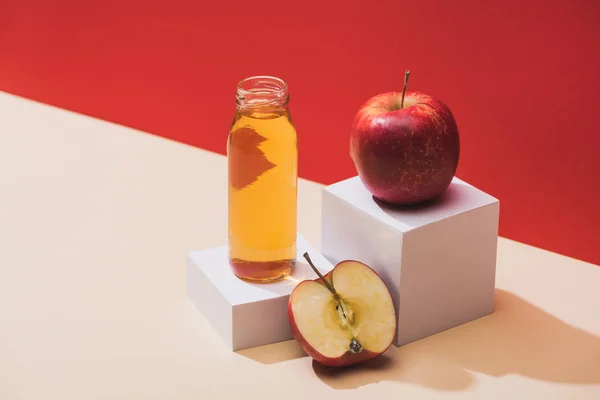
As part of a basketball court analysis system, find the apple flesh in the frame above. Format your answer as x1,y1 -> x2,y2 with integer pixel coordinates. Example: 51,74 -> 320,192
288,257 -> 396,367
350,90 -> 460,206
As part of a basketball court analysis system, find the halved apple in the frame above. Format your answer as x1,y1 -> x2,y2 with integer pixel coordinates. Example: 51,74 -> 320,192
288,253 -> 397,367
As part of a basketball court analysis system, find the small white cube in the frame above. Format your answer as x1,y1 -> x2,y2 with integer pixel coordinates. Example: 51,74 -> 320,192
186,234 -> 333,351
321,176 -> 499,347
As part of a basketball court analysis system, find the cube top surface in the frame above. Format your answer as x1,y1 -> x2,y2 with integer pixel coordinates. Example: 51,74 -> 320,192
324,176 -> 498,232
187,234 -> 333,306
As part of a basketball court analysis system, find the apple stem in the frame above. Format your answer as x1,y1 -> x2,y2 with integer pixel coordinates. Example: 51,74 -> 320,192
400,69 -> 411,109
302,252 -> 338,298
302,252 -> 349,319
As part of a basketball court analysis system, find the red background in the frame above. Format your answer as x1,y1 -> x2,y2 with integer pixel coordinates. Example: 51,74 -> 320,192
1,1 -> 599,265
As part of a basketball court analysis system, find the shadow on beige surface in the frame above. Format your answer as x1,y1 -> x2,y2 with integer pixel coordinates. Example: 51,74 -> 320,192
313,289 -> 600,390
237,339 -> 308,364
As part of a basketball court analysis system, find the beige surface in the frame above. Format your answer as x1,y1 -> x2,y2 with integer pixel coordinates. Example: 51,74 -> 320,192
1,90 -> 599,399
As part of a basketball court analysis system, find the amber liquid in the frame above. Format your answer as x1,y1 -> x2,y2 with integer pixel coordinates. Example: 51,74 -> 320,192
227,108 -> 298,282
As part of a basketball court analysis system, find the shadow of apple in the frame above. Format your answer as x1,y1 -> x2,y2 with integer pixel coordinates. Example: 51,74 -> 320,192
370,180 -> 476,228
313,288 -> 600,390
312,349 -> 474,391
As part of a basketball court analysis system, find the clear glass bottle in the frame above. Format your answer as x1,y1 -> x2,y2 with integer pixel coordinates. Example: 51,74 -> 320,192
227,76 -> 298,282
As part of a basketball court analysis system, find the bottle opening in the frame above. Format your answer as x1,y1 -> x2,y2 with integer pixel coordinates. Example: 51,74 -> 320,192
236,76 -> 289,111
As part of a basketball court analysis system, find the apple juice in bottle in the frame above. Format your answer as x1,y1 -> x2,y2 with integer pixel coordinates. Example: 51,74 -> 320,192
227,76 -> 298,282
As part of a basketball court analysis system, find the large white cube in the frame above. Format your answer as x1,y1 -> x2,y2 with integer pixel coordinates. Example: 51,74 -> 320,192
321,176 -> 500,347
186,234 -> 334,351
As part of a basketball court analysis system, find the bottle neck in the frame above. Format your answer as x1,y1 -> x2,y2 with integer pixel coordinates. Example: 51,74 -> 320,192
235,76 -> 289,115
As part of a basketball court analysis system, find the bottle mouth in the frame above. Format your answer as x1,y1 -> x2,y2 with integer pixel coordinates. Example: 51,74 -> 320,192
236,76 -> 289,110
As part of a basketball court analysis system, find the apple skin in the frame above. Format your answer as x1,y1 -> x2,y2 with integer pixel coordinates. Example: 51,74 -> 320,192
350,91 -> 460,206
287,263 -> 395,368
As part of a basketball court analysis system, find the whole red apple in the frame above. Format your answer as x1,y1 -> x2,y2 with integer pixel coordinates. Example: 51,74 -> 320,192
350,72 -> 460,205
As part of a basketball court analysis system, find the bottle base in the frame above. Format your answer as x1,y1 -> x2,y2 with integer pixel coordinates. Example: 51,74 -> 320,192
229,258 -> 295,283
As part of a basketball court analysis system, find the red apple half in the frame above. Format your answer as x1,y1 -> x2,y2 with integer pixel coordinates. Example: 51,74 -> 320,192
288,254 -> 397,367
350,87 -> 460,206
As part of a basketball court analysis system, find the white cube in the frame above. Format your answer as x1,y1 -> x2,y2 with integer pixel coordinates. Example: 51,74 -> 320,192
321,176 -> 500,347
186,234 -> 333,351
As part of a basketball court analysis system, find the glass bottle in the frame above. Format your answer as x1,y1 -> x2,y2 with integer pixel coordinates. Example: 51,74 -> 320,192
227,76 -> 298,282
